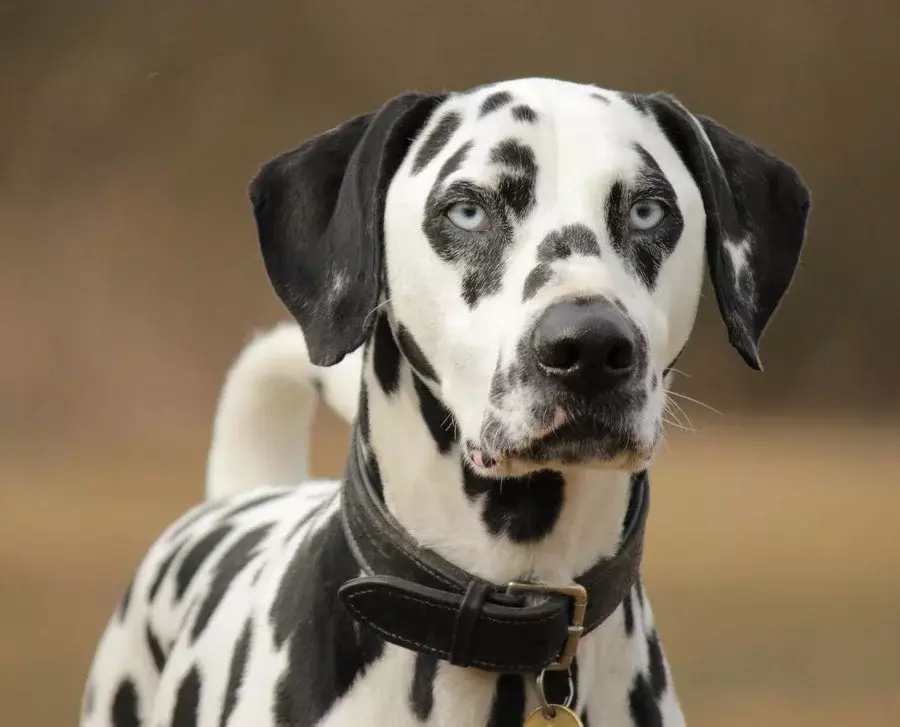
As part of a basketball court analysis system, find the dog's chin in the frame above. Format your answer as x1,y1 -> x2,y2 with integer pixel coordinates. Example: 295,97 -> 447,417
467,416 -> 657,478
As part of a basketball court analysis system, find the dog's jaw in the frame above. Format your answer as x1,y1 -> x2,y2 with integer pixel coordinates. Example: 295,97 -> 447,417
360,315 -> 636,585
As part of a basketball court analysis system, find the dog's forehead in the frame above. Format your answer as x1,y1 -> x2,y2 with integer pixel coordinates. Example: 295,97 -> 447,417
404,79 -> 675,192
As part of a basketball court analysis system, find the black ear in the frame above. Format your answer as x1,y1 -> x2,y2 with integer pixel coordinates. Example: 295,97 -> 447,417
642,93 -> 811,370
249,93 -> 446,367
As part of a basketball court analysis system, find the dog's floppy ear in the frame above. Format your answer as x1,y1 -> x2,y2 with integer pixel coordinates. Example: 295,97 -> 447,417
249,93 -> 446,367
643,93 -> 811,370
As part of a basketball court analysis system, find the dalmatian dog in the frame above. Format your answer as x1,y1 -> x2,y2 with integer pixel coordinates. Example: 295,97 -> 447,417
81,78 -> 809,727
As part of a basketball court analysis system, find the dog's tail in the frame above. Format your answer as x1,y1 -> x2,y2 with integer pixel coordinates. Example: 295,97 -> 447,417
204,322 -> 362,501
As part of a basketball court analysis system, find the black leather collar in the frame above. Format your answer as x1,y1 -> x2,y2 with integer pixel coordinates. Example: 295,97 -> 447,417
338,431 -> 649,674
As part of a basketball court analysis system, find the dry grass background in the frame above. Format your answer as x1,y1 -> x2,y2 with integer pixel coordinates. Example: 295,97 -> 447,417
2,1 -> 900,725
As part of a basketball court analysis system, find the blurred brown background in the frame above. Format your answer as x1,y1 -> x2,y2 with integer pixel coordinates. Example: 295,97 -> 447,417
2,1 -> 899,725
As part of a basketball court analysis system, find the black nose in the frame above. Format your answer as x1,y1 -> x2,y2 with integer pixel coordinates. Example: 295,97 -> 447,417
531,298 -> 639,394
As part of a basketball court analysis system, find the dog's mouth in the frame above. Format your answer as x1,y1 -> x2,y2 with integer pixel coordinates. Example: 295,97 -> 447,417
469,406 -> 655,476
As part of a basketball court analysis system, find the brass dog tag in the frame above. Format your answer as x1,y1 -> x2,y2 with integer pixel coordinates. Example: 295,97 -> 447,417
523,704 -> 584,727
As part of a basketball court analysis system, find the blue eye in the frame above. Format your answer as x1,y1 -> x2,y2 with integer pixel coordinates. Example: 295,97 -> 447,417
628,200 -> 666,230
447,202 -> 490,232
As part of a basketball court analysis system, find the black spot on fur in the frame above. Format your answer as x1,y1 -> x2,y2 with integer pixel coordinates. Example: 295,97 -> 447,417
373,314 -> 401,396
282,497 -> 333,545
413,376 -> 457,454
522,264 -> 554,301
606,148 -> 684,289
357,381 -> 371,441
605,180 -> 626,257
632,145 -> 684,287
624,93 -> 649,114
486,674 -> 526,727
628,673 -> 663,727
581,710 -> 591,726
167,502 -> 216,542
413,112 -> 462,174
591,91 -> 611,105
191,525 -> 272,642
220,619 -> 253,727
647,631 -> 668,697
462,467 -> 565,542
623,472 -> 646,540
149,541 -> 184,601
146,624 -> 166,672
397,324 -> 439,383
118,578 -> 133,621
635,579 -> 645,608
480,91 -> 513,116
511,104 -> 538,123
410,653 -> 438,721
436,141 -> 472,185
225,491 -> 286,519
172,666 -> 201,727
111,678 -> 140,727
490,139 -> 537,219
175,525 -> 233,601
271,507 -> 384,726
538,224 -> 600,261
622,590 -> 635,636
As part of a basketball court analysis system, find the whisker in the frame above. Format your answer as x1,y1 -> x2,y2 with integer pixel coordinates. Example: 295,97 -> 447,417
667,390 -> 722,416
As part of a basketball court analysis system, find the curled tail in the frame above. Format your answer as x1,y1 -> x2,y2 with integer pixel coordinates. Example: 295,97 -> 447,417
205,321 -> 362,500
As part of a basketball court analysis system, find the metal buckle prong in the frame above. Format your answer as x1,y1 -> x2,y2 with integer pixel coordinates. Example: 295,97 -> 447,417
506,581 -> 588,671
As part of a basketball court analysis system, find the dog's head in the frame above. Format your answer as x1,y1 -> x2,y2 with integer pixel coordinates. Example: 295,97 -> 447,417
251,79 -> 809,477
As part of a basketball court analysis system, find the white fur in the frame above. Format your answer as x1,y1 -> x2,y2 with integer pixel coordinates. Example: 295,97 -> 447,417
205,322 -> 361,499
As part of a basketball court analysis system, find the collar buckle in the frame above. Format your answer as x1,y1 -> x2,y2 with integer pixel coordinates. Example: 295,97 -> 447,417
506,581 -> 588,671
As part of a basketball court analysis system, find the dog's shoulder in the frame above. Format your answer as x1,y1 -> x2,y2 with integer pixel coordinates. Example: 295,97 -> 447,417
83,481 -> 347,727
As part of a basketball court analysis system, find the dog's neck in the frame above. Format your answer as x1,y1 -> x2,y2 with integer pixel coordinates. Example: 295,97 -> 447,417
357,316 -> 636,586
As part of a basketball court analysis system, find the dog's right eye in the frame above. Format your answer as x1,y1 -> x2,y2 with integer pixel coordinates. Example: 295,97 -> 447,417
447,202 -> 491,232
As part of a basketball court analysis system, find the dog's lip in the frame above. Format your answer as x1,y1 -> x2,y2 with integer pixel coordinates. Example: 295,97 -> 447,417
468,407 -> 647,470
467,407 -> 568,470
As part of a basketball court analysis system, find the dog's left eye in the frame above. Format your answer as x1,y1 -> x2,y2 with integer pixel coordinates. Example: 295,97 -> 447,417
447,202 -> 490,232
628,200 -> 666,231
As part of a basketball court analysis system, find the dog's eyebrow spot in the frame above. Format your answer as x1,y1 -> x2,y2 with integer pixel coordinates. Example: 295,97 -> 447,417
511,104 -> 539,123
462,467 -> 565,542
591,91 -> 611,105
538,224 -> 600,262
372,314 -> 402,396
479,90 -> 513,116
435,141 -> 472,186
490,138 -> 535,172
490,139 -> 538,219
412,111 -> 462,174
522,264 -> 554,302
396,324 -> 439,383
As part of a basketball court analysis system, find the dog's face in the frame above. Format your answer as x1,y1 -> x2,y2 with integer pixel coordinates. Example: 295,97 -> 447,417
383,80 -> 707,474
251,78 -> 809,476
